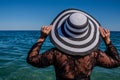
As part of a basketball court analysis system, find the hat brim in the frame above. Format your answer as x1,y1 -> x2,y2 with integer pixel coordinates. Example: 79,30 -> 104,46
50,9 -> 101,56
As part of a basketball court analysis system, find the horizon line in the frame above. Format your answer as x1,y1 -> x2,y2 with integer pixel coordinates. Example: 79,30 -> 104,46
0,30 -> 120,32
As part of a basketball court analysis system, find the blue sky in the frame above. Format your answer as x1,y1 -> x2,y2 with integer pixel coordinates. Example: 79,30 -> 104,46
0,0 -> 120,31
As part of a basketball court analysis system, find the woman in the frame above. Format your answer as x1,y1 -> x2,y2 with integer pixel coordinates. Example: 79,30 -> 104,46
27,9 -> 120,80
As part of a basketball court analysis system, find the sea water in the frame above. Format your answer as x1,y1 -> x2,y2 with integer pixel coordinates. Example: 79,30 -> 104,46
0,31 -> 120,80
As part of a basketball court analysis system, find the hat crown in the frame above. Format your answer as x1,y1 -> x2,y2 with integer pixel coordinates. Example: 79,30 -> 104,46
50,9 -> 100,56
69,13 -> 88,28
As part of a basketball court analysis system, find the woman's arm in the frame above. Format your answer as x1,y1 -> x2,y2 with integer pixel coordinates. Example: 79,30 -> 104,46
96,27 -> 120,68
96,42 -> 120,68
26,25 -> 54,67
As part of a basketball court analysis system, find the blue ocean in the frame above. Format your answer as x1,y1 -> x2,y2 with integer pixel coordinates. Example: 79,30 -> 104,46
0,31 -> 120,80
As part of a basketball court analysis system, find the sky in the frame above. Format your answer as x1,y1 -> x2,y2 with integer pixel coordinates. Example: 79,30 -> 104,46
0,0 -> 120,31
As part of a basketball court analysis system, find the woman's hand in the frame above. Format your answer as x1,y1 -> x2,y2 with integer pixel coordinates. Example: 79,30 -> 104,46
99,26 -> 111,45
41,25 -> 52,38
38,25 -> 52,42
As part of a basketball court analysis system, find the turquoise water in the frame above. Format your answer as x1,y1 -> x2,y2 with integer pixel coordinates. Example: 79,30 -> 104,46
0,31 -> 120,80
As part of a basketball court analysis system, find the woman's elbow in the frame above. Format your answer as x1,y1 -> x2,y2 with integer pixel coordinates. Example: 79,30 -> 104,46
26,56 -> 42,68
26,56 -> 33,65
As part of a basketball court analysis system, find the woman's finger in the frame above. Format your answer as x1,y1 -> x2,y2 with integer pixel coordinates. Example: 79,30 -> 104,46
103,28 -> 107,36
104,29 -> 107,33
41,26 -> 44,31
99,27 -> 106,37
106,29 -> 110,33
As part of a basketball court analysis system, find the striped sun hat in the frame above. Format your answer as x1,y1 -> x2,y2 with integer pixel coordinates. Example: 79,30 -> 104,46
50,9 -> 101,56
